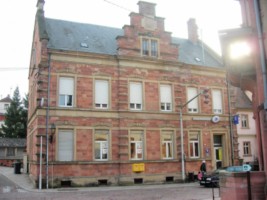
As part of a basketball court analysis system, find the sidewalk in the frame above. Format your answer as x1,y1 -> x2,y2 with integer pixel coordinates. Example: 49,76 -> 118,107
0,166 -> 221,199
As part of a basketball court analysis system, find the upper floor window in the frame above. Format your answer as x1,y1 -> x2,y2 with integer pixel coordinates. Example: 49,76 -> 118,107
212,89 -> 222,114
95,80 -> 109,109
58,130 -> 74,161
161,131 -> 174,159
94,130 -> 109,161
4,104 -> 9,110
243,141 -> 251,156
160,85 -> 172,111
130,82 -> 142,110
59,77 -> 74,107
187,87 -> 198,113
130,131 -> 143,160
141,38 -> 158,57
189,132 -> 200,158
241,114 -> 249,128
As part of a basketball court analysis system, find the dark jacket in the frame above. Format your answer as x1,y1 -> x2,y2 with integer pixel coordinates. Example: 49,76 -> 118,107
200,163 -> 206,172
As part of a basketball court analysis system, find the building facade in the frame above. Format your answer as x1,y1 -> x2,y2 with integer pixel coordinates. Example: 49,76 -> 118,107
232,87 -> 257,165
27,1 -> 235,188
0,95 -> 11,133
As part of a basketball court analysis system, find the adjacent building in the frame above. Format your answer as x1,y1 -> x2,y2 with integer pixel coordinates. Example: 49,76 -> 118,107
27,0 -> 236,187
232,87 -> 257,165
0,95 -> 11,133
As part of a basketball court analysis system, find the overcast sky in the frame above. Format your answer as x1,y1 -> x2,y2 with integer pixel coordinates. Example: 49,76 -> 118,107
0,0 -> 242,99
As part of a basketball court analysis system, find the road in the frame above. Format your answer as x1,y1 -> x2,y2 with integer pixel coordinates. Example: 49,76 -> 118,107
0,174 -> 220,200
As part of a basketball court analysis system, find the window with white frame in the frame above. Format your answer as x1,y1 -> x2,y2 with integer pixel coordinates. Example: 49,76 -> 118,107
59,77 -> 74,107
243,141 -> 251,156
95,80 -> 109,109
130,131 -> 143,160
7,148 -> 15,156
187,87 -> 198,113
58,130 -> 74,161
212,89 -> 223,114
130,82 -> 142,110
141,38 -> 158,57
94,130 -> 109,160
189,132 -> 200,158
4,104 -> 9,110
160,85 -> 172,111
161,131 -> 174,159
241,114 -> 249,128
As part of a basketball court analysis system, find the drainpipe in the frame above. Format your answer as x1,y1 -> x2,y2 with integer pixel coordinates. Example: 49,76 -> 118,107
45,53 -> 52,189
226,73 -> 234,166
253,0 -> 267,109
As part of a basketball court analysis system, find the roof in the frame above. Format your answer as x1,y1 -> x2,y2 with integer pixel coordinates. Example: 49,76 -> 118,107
0,138 -> 26,147
45,18 -> 223,68
235,87 -> 252,109
0,95 -> 12,103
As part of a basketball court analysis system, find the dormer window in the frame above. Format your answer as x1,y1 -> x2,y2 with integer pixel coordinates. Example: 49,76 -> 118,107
141,38 -> 158,57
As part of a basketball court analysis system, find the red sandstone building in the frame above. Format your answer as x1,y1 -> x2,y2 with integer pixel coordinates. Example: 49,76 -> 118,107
27,1 -> 235,188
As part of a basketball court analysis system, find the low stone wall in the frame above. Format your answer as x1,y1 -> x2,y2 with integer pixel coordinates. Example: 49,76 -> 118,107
220,171 -> 266,200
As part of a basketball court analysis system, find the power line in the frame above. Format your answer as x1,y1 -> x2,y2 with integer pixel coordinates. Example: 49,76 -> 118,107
103,0 -> 133,13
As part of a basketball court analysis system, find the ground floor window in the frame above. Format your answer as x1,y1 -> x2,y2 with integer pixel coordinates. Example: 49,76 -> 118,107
94,130 -> 109,160
130,131 -> 143,160
58,130 -> 74,161
161,131 -> 174,159
189,132 -> 200,158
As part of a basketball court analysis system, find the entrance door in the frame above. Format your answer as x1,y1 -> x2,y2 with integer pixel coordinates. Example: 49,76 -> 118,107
213,135 -> 223,169
214,147 -> 222,169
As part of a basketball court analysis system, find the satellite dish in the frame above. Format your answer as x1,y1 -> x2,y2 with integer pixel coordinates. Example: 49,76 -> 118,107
211,115 -> 220,123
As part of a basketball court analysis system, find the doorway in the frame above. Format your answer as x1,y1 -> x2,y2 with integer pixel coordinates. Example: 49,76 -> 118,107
213,135 -> 223,169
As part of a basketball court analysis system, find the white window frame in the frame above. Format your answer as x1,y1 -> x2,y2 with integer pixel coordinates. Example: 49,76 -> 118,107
130,131 -> 143,160
141,38 -> 159,57
189,132 -> 200,158
212,89 -> 223,114
95,80 -> 109,109
58,130 -> 74,161
59,77 -> 74,107
160,84 -> 172,111
129,82 -> 142,110
161,131 -> 174,159
241,114 -> 249,128
243,141 -> 251,156
94,130 -> 109,161
187,87 -> 198,113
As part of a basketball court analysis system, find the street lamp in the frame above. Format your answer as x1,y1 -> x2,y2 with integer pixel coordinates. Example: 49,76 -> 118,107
49,123 -> 56,143
179,88 -> 209,181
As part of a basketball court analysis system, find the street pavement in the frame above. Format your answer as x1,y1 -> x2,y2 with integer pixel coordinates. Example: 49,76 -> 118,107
0,166 -> 221,199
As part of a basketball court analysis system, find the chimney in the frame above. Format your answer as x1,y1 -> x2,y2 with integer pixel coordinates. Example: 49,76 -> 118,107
187,18 -> 199,44
36,0 -> 45,10
138,1 -> 156,17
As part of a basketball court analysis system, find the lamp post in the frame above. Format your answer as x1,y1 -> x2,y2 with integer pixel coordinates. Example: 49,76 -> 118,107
179,88 -> 209,181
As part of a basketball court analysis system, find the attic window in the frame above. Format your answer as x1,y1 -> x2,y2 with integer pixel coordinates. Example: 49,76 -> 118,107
195,57 -> 201,62
80,42 -> 88,48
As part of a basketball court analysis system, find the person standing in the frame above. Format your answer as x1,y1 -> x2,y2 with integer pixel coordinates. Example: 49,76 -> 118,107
200,160 -> 206,174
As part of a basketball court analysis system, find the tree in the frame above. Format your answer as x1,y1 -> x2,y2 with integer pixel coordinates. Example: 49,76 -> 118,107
0,87 -> 28,138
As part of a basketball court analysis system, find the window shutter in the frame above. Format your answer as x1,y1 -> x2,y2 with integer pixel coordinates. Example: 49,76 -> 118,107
187,87 -> 198,110
58,131 -> 73,161
130,82 -> 142,104
59,77 -> 74,95
160,85 -> 171,103
95,80 -> 108,104
212,90 -> 222,111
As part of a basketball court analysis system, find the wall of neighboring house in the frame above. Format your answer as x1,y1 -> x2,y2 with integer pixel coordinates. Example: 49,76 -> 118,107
236,111 -> 257,164
0,147 -> 25,167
